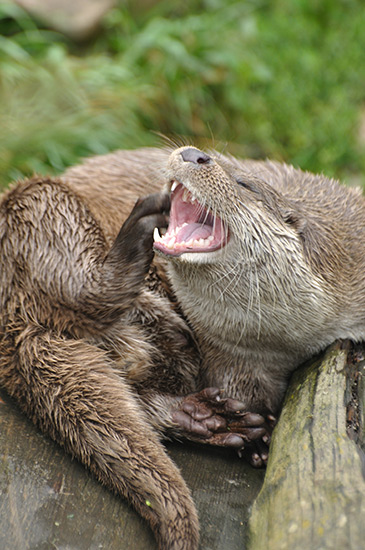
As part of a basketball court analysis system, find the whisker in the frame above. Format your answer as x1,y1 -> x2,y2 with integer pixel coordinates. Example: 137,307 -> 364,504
153,132 -> 191,151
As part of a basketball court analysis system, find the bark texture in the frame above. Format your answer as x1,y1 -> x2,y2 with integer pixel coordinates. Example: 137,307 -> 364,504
248,341 -> 365,550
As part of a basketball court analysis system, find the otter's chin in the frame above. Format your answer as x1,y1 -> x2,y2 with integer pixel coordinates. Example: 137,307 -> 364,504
153,182 -> 229,257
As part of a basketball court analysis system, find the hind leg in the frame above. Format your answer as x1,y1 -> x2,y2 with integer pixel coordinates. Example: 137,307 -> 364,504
0,328 -> 199,550
0,179 -> 198,548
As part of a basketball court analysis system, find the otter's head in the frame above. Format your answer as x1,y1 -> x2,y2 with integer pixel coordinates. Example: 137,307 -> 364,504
153,146 -> 303,267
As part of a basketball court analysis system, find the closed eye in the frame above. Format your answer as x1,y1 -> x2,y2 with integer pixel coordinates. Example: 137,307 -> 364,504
236,178 -> 258,193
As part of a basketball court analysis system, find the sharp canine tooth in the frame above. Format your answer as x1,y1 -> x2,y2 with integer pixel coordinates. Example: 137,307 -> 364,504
171,181 -> 178,192
153,227 -> 161,242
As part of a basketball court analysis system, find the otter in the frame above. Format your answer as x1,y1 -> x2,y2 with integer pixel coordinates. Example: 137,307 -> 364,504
2,145 -> 364,549
154,146 -> 365,439
0,148 -> 262,550
65,145 -> 365,465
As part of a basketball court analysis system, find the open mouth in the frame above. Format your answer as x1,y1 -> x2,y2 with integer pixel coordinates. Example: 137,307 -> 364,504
153,182 -> 228,257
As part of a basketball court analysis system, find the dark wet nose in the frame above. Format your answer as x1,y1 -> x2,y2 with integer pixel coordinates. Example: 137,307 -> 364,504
180,148 -> 211,165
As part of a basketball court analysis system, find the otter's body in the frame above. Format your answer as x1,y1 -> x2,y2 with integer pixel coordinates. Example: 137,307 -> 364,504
155,148 -> 365,415
66,145 -> 365,417
0,149 -> 203,550
2,145 -> 365,548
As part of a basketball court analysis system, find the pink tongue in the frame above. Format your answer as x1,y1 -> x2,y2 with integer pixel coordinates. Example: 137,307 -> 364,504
176,223 -> 212,243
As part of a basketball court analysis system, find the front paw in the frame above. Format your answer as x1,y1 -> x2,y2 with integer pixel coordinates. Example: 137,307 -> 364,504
171,388 -> 270,451
109,193 -> 170,274
171,388 -> 276,466
233,414 -> 277,468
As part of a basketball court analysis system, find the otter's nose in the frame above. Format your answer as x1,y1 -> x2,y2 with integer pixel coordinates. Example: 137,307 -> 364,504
180,148 -> 211,165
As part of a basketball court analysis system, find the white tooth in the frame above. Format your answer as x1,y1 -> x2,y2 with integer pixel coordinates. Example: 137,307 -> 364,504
176,223 -> 187,234
153,227 -> 161,242
171,181 -> 178,192
182,188 -> 190,202
186,239 -> 194,246
208,235 -> 214,242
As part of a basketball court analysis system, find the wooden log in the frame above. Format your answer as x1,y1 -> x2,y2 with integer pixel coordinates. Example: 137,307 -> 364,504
248,341 -> 365,550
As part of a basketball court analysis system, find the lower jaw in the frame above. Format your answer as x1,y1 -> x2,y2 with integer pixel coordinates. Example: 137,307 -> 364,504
153,241 -> 224,257
153,243 -> 231,266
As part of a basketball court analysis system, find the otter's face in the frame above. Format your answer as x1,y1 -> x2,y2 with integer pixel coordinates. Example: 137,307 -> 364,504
154,146 -> 233,261
153,146 -> 296,264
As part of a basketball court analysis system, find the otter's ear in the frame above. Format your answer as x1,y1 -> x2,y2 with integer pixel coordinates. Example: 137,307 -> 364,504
281,208 -> 307,235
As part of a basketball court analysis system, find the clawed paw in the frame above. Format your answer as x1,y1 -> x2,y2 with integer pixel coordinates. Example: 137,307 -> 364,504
171,387 -> 276,465
233,413 -> 276,467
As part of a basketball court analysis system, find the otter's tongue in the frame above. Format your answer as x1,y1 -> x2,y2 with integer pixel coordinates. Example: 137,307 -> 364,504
154,183 -> 227,257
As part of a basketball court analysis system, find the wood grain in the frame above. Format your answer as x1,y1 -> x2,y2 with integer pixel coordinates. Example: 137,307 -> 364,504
248,342 -> 365,550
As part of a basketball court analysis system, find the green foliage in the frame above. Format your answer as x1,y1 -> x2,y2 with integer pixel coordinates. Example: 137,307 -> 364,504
0,0 -> 364,188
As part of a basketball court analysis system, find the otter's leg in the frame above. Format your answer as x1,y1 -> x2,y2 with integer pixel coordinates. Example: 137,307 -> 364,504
0,180 -> 198,548
1,330 -> 199,550
79,192 -> 171,324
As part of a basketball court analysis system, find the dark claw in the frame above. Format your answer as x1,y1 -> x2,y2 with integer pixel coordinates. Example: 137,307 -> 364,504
250,452 -> 264,468
238,437 -> 270,468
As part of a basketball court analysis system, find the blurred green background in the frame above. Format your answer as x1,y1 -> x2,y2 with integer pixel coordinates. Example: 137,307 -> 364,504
0,0 -> 364,189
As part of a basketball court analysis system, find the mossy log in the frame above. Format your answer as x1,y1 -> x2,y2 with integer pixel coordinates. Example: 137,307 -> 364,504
248,341 -> 365,550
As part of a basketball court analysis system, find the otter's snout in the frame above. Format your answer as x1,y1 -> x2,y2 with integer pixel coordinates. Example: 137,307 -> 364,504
180,148 -> 211,165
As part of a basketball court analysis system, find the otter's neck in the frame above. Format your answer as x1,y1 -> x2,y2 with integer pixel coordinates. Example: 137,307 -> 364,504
167,256 -> 338,369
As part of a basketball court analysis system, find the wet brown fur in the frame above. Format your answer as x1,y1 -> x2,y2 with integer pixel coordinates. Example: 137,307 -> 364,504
0,148 -> 201,550
2,145 -> 365,548
163,147 -> 365,415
